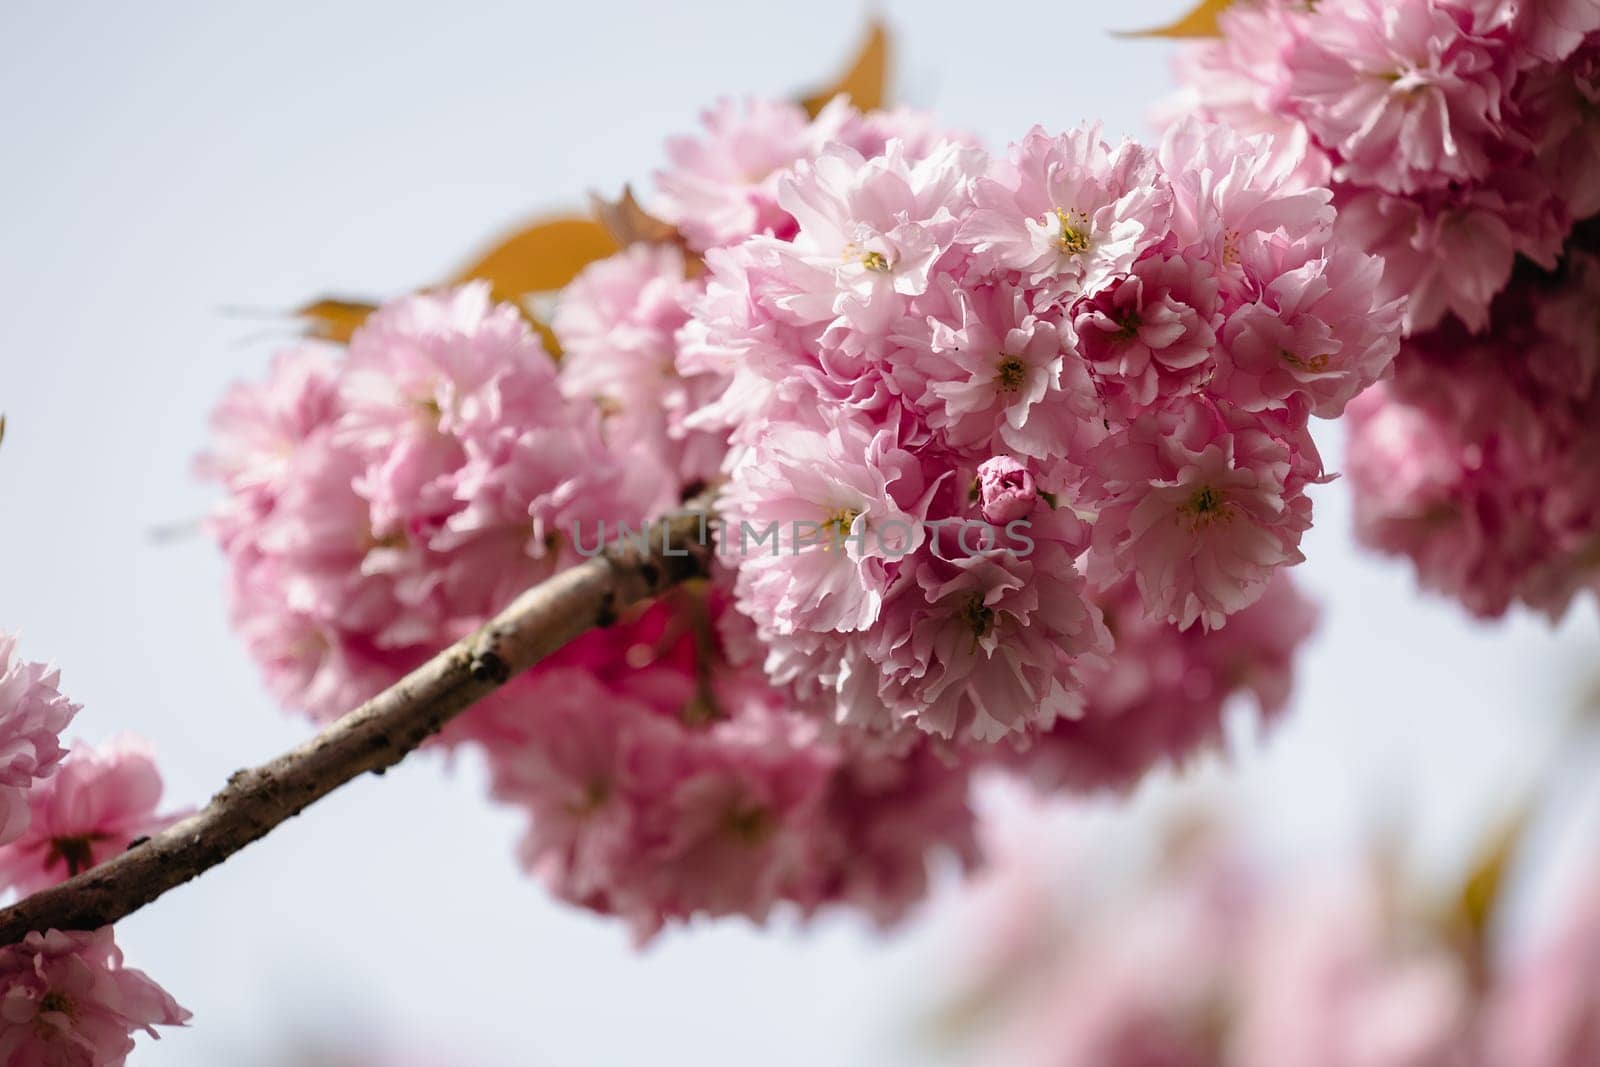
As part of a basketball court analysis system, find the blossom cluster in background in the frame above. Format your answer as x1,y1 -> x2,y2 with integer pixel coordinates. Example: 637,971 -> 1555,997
946,814 -> 1600,1067
0,633 -> 187,1063
1169,0 -> 1600,618
200,91 -> 1377,937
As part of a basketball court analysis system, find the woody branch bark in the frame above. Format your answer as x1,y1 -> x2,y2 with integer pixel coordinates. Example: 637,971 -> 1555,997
0,508 -> 714,944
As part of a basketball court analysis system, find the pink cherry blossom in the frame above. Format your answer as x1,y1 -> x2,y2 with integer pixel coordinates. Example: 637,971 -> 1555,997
482,669 -> 689,918
959,830 -> 1255,1067
1486,863 -> 1600,1067
1219,240 -> 1402,418
960,123 -> 1168,302
339,281 -> 576,547
722,417 -> 931,635
0,634 -> 79,847
1520,37 -> 1600,218
1073,252 -> 1222,419
1157,120 -> 1335,298
1334,187 -> 1523,334
794,738 -> 979,924
1162,0 -> 1332,188
1532,247 -> 1600,396
770,138 -> 982,343
197,342 -> 344,541
1086,399 -> 1314,631
1234,871 -> 1474,1067
913,281 -> 1101,461
1511,0 -> 1600,63
1018,570 -> 1317,792
554,241 -> 725,492
477,605 -> 978,939
868,517 -> 1109,742
946,828 -> 1505,1067
652,96 -> 855,253
1283,0 -> 1513,195
839,106 -> 982,163
0,928 -> 188,1066
0,737 -> 184,895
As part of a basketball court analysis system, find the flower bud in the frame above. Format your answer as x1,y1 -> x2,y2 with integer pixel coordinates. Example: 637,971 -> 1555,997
976,456 -> 1037,524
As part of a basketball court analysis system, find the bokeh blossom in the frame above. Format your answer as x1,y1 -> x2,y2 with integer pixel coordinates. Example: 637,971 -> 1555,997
1169,0 -> 1600,619
946,815 -> 1600,1067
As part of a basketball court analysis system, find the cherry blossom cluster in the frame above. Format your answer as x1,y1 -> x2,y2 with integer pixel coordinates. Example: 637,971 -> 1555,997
686,114 -> 1398,742
0,633 -> 187,1063
202,288 -> 674,721
203,96 -> 1355,935
1168,0 -> 1600,617
204,249 -> 981,938
1013,571 -> 1316,793
950,821 -> 1600,1067
1349,231 -> 1600,616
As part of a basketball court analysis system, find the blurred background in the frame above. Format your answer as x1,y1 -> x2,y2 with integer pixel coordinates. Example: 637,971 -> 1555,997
3,1 -> 1599,1062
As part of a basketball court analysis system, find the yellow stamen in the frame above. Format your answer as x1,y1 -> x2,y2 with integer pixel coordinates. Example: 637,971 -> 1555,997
995,356 -> 1027,392
959,593 -> 996,641
1282,350 -> 1332,372
564,780 -> 611,816
1222,229 -> 1242,267
1054,208 -> 1091,255
726,804 -> 775,844
821,506 -> 861,550
1179,485 -> 1233,532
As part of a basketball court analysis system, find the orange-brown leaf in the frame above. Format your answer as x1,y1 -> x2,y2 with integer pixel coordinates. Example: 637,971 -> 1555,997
296,298 -> 377,343
800,20 -> 890,116
450,216 -> 620,304
1119,0 -> 1236,38
529,315 -> 563,361
590,186 -> 680,248
1454,808 -> 1529,945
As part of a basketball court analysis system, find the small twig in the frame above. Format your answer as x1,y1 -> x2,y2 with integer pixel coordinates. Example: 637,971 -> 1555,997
0,507 -> 713,943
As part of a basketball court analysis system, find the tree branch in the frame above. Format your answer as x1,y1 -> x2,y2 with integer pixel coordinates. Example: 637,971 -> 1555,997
0,508 -> 714,944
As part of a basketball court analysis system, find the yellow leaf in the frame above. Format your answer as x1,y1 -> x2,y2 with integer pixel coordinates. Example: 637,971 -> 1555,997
1433,806 -> 1532,988
1454,808 -> 1528,945
529,316 -> 564,362
449,216 -> 620,304
800,20 -> 890,116
291,219 -> 616,353
296,298 -> 377,343
1120,0 -> 1236,38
